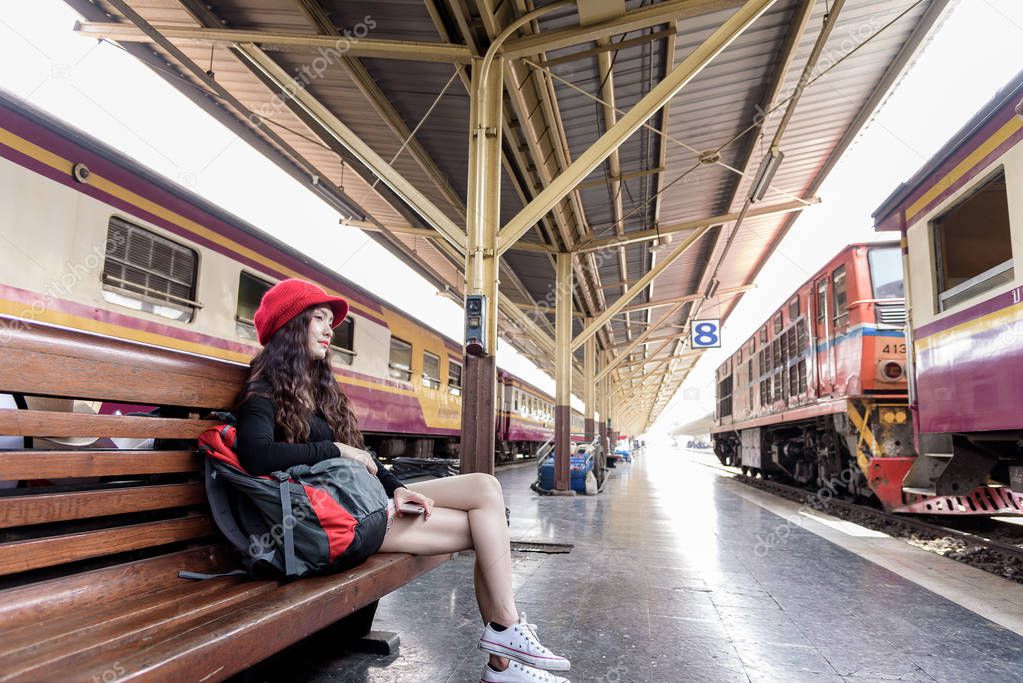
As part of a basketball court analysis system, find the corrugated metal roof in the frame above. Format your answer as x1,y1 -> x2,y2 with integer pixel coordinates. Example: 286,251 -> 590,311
68,0 -> 953,432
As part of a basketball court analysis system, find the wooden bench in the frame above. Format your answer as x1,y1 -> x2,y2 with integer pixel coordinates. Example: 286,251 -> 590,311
0,316 -> 450,682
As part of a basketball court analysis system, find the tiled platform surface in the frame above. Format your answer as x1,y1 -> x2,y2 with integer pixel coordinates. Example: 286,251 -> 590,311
239,450 -> 1023,682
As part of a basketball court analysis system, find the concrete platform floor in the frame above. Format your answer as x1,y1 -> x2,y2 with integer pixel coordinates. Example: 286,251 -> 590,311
240,449 -> 1023,682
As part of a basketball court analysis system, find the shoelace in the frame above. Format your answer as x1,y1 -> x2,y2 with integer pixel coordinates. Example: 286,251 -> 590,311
520,612 -> 539,638
515,623 -> 547,652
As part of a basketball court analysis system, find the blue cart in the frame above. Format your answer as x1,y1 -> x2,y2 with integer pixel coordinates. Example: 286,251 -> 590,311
533,445 -> 598,494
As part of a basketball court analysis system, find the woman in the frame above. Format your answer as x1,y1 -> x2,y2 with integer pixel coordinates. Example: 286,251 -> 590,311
236,279 -> 571,683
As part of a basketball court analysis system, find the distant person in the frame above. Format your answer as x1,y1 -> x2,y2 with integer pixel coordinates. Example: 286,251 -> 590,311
235,279 -> 571,683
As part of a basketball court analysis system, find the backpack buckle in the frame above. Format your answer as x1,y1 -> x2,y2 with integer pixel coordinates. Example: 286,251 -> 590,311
271,471 -> 291,482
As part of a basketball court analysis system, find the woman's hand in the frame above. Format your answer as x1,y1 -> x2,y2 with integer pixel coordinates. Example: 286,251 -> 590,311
393,487 -> 434,521
333,442 -> 377,475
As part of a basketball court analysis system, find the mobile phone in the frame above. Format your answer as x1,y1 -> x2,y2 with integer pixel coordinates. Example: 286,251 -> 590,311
398,502 -> 425,515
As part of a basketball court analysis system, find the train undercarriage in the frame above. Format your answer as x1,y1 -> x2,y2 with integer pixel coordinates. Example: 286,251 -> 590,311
366,435 -> 542,464
713,400 -> 916,510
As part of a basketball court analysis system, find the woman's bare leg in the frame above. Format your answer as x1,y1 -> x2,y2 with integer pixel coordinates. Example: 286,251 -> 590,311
378,473 -> 517,669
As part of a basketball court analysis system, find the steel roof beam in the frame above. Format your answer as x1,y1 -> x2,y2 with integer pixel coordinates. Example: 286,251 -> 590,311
574,197 -> 815,252
617,337 -> 676,392
543,29 -> 674,68
74,21 -> 473,64
613,285 -> 753,316
595,39 -> 633,344
607,331 -> 687,351
575,167 -> 664,191
500,0 -> 745,59
571,223 -> 712,352
498,0 -> 778,255
291,0 -> 467,219
235,45 -> 466,254
346,219 -> 555,253
595,299 -> 689,382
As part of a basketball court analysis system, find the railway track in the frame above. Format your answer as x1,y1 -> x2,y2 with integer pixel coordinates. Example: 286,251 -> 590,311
739,472 -> 1023,562
694,455 -> 1023,577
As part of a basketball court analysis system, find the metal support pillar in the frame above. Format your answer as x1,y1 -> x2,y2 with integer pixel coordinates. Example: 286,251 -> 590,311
460,56 -> 503,475
583,333 -> 596,443
599,351 -> 610,460
554,252 -> 574,492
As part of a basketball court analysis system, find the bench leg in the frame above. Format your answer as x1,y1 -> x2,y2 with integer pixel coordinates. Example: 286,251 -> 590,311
334,601 -> 401,656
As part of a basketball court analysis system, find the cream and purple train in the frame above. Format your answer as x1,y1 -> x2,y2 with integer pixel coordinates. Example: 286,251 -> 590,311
0,90 -> 583,462
872,69 -> 1023,514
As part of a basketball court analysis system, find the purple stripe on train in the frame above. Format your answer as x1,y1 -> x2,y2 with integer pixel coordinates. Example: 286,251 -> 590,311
916,305 -> 1023,433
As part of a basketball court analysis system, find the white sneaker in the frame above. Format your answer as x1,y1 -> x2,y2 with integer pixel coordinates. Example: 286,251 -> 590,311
478,614 -> 570,671
480,660 -> 570,682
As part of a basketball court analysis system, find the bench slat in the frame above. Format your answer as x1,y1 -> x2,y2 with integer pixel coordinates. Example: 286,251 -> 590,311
0,483 -> 206,529
0,574 -> 249,659
59,553 -> 452,683
0,450 -> 199,479
0,545 -> 232,629
1,581 -> 278,682
0,410 -> 216,439
0,516 -> 213,576
0,316 -> 248,408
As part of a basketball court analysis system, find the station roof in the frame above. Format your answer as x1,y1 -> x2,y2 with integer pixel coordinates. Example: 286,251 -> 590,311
65,0 -> 953,434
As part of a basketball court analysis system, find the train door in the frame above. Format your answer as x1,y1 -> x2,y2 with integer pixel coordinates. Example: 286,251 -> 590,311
813,277 -> 833,393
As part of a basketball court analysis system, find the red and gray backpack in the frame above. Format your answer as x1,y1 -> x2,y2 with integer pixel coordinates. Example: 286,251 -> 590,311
195,424 -> 390,578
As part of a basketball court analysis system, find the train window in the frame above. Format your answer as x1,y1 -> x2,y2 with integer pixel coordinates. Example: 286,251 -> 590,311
773,312 -> 783,334
788,297 -> 799,320
102,217 -> 199,322
388,337 -> 413,382
329,318 -> 355,365
235,271 -> 272,340
816,281 -> 827,324
422,351 -> 441,389
448,360 -> 462,396
933,171 -> 1013,311
868,247 -> 904,299
832,266 -> 848,326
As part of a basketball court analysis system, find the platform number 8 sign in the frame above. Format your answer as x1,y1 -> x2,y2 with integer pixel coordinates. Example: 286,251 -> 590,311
691,320 -> 721,348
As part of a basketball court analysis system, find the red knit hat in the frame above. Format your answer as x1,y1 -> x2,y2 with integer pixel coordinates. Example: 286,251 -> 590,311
253,279 -> 350,346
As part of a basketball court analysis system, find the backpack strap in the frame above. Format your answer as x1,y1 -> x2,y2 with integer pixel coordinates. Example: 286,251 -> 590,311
273,472 -> 299,578
178,569 -> 248,581
203,458 -> 275,572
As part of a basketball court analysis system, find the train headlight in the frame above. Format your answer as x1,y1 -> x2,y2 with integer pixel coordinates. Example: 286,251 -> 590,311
880,408 -> 908,424
879,360 -> 904,381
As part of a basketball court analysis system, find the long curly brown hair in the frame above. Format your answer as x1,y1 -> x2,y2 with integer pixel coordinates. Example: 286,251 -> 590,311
240,306 -> 364,448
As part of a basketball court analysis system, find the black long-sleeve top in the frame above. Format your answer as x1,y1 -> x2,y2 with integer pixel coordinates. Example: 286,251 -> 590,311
235,389 -> 405,498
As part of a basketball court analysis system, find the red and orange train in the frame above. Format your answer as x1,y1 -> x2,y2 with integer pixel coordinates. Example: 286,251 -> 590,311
711,243 -> 913,510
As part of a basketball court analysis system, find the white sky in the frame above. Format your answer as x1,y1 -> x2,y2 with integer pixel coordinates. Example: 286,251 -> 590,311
1,1 -> 1021,433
